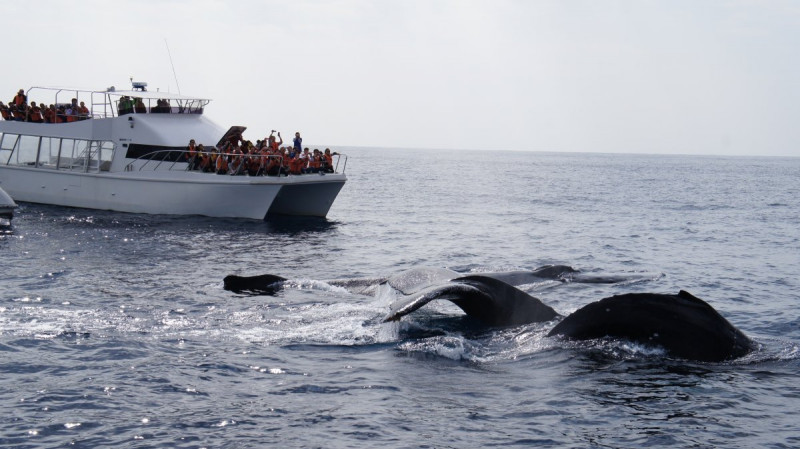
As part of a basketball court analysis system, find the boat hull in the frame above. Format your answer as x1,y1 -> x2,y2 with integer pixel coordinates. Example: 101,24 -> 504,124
0,166 -> 345,219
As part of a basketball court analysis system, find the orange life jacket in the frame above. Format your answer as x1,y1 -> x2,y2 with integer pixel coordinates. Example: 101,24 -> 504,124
0,108 -> 9,120
13,94 -> 25,107
216,155 -> 228,172
289,157 -> 305,174
29,108 -> 43,122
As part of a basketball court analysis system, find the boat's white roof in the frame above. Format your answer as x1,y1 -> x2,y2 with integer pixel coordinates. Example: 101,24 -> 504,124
27,86 -> 210,102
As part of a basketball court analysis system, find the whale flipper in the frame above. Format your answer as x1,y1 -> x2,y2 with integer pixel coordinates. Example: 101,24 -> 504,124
547,290 -> 755,362
223,274 -> 287,295
384,275 -> 560,327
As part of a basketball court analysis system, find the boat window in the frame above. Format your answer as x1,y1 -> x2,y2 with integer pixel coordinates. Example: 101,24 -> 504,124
0,133 -> 18,165
40,137 -> 60,168
59,139 -> 77,169
125,143 -> 185,162
91,141 -> 115,171
15,135 -> 40,166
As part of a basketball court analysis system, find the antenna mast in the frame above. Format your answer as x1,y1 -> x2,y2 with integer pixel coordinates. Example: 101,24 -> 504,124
164,39 -> 181,94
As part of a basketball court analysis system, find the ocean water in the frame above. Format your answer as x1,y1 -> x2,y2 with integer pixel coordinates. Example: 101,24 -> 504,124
1,148 -> 799,448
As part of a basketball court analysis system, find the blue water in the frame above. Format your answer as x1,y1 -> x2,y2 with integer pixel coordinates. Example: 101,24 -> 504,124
1,149 -> 799,448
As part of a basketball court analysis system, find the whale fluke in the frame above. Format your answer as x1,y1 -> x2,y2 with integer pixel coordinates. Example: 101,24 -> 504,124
384,275 -> 560,327
547,290 -> 755,362
223,274 -> 287,295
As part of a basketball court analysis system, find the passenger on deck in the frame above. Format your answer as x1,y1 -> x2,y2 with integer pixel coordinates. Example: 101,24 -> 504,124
280,147 -> 291,175
10,104 -> 26,121
323,148 -> 335,173
45,105 -> 60,123
134,98 -> 147,114
293,132 -> 302,154
185,139 -> 198,170
28,102 -> 44,123
198,145 -> 212,172
299,148 -> 311,173
216,149 -> 229,175
0,102 -> 10,120
307,149 -> 322,173
78,102 -> 90,119
13,89 -> 26,107
154,99 -> 171,113
268,131 -> 282,151
65,104 -> 77,123
118,96 -> 134,115
229,147 -> 245,176
288,150 -> 305,175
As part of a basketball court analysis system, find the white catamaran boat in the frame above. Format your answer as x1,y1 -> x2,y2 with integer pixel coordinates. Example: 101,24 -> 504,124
0,83 -> 347,219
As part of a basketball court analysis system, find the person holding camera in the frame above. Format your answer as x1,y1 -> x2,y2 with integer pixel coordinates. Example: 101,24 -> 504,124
268,130 -> 282,151
293,132 -> 302,154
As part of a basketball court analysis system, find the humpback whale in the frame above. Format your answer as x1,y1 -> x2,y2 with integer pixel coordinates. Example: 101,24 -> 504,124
547,290 -> 756,362
223,265 -> 646,296
223,266 -> 753,361
383,275 -> 560,326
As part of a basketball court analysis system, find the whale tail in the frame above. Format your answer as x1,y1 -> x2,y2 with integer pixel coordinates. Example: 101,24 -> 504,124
384,275 -> 560,327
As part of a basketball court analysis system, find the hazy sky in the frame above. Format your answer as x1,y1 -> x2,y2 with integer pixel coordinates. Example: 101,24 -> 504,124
3,0 -> 798,156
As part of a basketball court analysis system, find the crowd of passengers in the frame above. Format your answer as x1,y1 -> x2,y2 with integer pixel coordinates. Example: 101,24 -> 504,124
186,131 -> 338,176
0,89 -> 91,123
117,96 -> 175,115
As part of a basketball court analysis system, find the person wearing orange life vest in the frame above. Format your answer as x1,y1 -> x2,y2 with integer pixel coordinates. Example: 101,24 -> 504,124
11,104 -> 26,121
78,102 -> 90,120
28,102 -> 44,123
198,145 -> 211,172
322,148 -> 335,173
288,149 -> 304,175
185,139 -> 198,170
229,147 -> 246,175
13,89 -> 26,107
267,130 -> 282,151
0,101 -> 10,120
216,148 -> 229,175
307,149 -> 322,173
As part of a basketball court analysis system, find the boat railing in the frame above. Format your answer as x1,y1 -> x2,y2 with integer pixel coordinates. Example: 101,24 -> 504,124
21,87 -> 211,120
124,150 -> 347,175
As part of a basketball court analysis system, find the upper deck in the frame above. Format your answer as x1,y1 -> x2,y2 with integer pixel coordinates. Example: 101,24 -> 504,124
21,85 -> 211,119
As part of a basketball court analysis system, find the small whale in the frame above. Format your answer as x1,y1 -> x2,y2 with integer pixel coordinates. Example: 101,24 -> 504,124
223,274 -> 286,295
547,290 -> 756,362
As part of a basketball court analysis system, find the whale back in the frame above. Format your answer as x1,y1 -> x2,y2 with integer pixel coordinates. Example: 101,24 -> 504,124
548,290 -> 755,362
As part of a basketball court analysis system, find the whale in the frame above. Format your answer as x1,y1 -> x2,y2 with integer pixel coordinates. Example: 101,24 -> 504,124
547,290 -> 756,362
223,273 -> 287,295
222,266 -> 753,361
383,275 -> 560,326
222,265 -> 651,296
